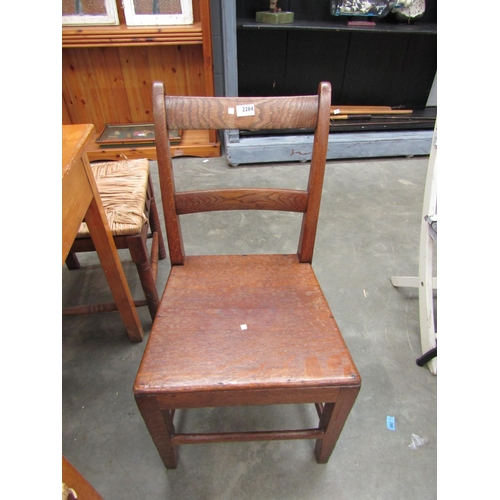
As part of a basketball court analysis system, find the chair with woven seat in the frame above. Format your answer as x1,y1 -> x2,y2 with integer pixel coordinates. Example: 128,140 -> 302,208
133,81 -> 361,469
64,158 -> 166,321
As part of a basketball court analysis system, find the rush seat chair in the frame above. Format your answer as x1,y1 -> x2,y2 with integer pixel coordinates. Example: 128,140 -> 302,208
64,158 -> 166,321
133,81 -> 361,469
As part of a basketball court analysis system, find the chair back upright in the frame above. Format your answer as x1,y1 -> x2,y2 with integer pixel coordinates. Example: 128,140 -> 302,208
152,81 -> 332,266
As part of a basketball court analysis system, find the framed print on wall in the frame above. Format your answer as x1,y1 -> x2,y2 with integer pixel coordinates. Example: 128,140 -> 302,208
62,0 -> 119,25
122,0 -> 193,26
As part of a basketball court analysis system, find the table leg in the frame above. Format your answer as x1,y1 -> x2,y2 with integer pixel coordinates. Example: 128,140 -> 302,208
84,196 -> 144,342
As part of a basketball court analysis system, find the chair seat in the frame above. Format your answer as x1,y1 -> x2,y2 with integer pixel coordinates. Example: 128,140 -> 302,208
65,156 -> 166,323
135,254 -> 360,401
77,159 -> 149,238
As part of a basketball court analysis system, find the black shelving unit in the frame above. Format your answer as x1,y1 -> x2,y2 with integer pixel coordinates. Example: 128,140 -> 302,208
237,0 -> 436,113
220,0 -> 437,165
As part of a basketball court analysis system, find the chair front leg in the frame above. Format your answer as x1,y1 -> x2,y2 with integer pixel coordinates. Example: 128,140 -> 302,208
135,397 -> 178,469
314,385 -> 360,464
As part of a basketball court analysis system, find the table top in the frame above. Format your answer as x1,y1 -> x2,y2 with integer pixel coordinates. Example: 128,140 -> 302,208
62,124 -> 94,177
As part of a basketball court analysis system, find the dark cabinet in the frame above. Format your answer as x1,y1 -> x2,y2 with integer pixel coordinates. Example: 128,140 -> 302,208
220,0 -> 436,164
236,0 -> 436,110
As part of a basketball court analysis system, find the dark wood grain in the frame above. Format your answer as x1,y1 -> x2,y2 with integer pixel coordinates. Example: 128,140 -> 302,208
136,255 -> 359,395
164,95 -> 319,131
175,188 -> 308,214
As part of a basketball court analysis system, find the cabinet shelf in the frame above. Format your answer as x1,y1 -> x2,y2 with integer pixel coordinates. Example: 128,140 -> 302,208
62,22 -> 203,48
237,18 -> 436,35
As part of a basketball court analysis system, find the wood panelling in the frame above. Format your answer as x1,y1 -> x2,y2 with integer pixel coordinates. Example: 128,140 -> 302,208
63,45 -> 205,132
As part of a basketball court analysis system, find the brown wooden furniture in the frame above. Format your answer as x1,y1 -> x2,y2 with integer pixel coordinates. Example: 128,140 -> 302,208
62,124 -> 144,342
62,0 -> 220,161
133,81 -> 361,468
64,158 -> 166,321
62,456 -> 103,500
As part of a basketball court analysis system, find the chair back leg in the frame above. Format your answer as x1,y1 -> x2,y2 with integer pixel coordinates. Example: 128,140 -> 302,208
127,231 -> 160,320
65,252 -> 81,270
147,181 -> 167,261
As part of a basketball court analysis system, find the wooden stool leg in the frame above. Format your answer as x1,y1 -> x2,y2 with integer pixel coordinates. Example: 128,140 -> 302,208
65,251 -> 81,270
135,397 -> 178,469
314,386 -> 360,463
127,234 -> 159,320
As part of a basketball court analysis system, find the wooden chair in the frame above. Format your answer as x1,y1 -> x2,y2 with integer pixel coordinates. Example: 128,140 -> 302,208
64,158 -> 166,321
391,120 -> 437,374
134,81 -> 361,469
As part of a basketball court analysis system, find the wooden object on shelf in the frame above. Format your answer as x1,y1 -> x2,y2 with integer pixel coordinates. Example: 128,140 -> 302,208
95,123 -> 181,147
62,124 -> 144,342
85,129 -> 219,161
330,105 -> 413,116
62,0 -> 219,157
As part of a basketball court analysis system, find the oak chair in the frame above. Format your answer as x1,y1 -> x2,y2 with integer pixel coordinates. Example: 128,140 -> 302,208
134,81 -> 361,469
64,158 -> 166,321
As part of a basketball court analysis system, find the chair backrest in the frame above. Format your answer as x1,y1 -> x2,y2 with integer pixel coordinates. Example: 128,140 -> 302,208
153,81 -> 332,266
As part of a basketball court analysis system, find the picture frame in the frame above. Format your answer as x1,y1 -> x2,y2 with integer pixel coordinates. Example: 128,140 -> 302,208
122,0 -> 193,26
96,123 -> 182,147
62,0 -> 119,26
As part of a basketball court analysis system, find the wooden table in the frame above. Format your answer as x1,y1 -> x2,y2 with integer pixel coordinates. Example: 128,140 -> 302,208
62,124 -> 144,342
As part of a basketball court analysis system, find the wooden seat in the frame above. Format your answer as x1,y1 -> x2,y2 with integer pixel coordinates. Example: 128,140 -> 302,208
134,81 -> 361,469
64,158 -> 166,321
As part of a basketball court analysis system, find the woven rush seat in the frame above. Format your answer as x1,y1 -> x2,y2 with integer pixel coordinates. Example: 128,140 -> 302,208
64,158 -> 166,322
77,159 -> 149,238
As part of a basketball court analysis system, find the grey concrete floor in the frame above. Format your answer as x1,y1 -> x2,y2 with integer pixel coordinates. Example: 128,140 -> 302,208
62,154 -> 437,499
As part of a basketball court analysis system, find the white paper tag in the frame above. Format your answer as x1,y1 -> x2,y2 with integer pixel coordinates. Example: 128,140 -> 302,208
333,108 -> 341,115
236,104 -> 255,117
228,107 -> 235,115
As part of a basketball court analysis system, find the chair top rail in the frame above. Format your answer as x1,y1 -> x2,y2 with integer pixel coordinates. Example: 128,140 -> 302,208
164,95 -> 319,131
